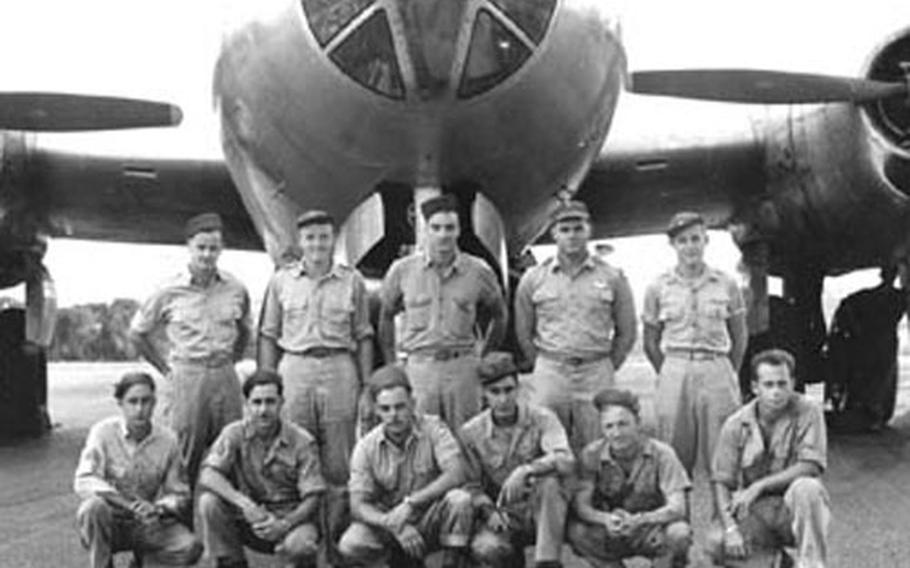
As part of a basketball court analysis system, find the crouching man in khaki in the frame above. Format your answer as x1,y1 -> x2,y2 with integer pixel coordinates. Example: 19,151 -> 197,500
74,372 -> 202,568
198,369 -> 325,568
460,351 -> 575,568
708,349 -> 830,568
568,388 -> 692,568
338,364 -> 473,568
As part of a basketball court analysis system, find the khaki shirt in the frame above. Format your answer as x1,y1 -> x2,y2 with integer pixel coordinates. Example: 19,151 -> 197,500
514,255 -> 636,358
259,262 -> 373,353
380,251 -> 506,352
349,413 -> 463,510
74,416 -> 189,508
712,394 -> 827,490
203,418 -> 326,511
460,403 -> 572,496
579,437 -> 691,513
641,266 -> 745,354
131,269 -> 250,363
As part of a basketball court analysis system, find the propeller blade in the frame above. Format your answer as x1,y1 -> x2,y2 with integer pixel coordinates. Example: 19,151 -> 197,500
0,92 -> 182,131
629,69 -> 908,104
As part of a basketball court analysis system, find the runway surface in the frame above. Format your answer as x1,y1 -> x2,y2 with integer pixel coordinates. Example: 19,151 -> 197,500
2,358 -> 909,567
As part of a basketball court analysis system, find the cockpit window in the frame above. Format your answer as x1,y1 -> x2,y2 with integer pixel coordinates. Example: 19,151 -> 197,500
301,0 -> 375,47
489,0 -> 557,44
457,9 -> 531,99
330,9 -> 405,100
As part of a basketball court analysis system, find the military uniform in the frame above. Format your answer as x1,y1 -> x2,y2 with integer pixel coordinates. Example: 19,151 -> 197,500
514,253 -> 636,454
460,402 -> 573,567
131,269 -> 250,483
380,251 -> 506,429
338,413 -> 473,565
74,416 -> 202,568
198,417 -> 326,566
567,437 -> 692,566
708,394 -> 830,567
642,265 -> 745,473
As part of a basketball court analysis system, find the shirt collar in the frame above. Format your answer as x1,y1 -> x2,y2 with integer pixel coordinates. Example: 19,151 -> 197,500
241,417 -> 292,448
295,260 -> 343,280
117,416 -> 158,445
597,435 -> 655,464
550,252 -> 596,274
421,249 -> 464,271
665,265 -> 721,286
178,267 -> 224,287
379,413 -> 426,448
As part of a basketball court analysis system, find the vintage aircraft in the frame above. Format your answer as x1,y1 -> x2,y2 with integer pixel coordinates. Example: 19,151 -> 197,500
2,0 -> 910,437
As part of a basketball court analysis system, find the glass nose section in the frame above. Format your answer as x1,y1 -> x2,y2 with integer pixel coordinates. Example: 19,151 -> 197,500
399,0 -> 469,100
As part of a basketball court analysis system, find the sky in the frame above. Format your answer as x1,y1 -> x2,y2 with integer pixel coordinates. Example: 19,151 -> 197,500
3,0 -> 907,307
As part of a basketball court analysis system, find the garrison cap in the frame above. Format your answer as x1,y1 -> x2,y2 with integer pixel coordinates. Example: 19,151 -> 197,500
420,194 -> 459,220
666,211 -> 706,238
367,364 -> 412,400
478,351 -> 519,386
296,209 -> 335,229
593,387 -> 641,417
184,212 -> 223,240
551,200 -> 590,224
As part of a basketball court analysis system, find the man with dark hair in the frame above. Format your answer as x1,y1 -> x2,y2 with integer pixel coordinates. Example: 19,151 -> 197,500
258,209 -> 375,564
130,212 -> 251,484
642,211 -> 747,475
75,372 -> 202,568
460,352 -> 574,568
709,348 -> 830,567
198,369 -> 326,568
379,194 -> 508,431
338,364 -> 474,568
568,388 -> 691,568
514,200 -> 637,454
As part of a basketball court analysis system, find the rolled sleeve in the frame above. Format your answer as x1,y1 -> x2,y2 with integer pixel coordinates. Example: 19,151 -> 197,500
348,439 -> 376,496
796,404 -> 828,472
430,421 -> 463,472
202,425 -> 241,476
711,420 -> 741,487
258,275 -> 283,340
379,261 -> 404,315
73,426 -> 117,498
131,290 -> 166,335
656,443 -> 692,497
296,438 -> 328,499
351,273 -> 375,341
641,282 -> 661,327
727,278 -> 746,317
161,442 -> 191,506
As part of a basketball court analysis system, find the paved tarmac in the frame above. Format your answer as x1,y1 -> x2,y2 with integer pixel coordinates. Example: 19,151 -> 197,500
1,359 -> 909,567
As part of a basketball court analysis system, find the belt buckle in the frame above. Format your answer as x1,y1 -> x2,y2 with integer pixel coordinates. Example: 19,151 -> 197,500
434,348 -> 452,361
306,347 -> 330,358
565,356 -> 584,366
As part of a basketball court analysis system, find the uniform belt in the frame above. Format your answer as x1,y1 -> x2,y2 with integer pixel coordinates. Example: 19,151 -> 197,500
299,346 -> 350,358
539,351 -> 609,366
409,347 -> 474,362
171,354 -> 233,368
665,348 -> 725,360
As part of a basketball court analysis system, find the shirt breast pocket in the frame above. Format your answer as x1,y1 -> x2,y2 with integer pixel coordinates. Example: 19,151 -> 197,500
268,454 -> 299,485
322,302 -> 353,340
405,295 -> 432,332
658,297 -> 685,323
284,297 -> 310,329
699,294 -> 729,320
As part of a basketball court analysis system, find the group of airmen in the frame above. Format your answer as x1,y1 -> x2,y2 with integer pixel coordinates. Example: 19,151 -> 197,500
73,195 -> 831,568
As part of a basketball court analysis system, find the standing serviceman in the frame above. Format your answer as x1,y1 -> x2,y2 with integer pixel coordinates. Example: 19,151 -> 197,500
379,194 -> 507,430
130,212 -> 251,485
514,200 -> 637,454
257,209 -> 374,563
642,211 -> 747,475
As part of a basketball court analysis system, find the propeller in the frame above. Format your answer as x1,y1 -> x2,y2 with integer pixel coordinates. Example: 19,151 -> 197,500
0,92 -> 182,131
628,69 -> 909,104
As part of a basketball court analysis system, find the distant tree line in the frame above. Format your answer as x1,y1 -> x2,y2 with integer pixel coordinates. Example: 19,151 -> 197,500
49,299 -> 140,361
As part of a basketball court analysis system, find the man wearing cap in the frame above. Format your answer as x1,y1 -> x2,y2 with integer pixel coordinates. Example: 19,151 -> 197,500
130,212 -> 251,485
74,372 -> 202,568
514,200 -> 637,454
460,352 -> 574,568
338,364 -> 473,568
258,209 -> 374,562
642,211 -> 747,475
379,194 -> 507,431
568,388 -> 692,568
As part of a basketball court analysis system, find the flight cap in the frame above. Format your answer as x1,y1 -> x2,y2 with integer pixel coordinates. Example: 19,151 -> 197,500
184,212 -> 223,240
478,351 -> 519,386
551,200 -> 590,224
420,194 -> 459,220
296,209 -> 335,229
666,211 -> 706,238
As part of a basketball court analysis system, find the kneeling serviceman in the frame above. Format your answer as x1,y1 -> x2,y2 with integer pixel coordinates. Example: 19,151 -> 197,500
460,352 -> 575,568
568,388 -> 692,568
339,364 -> 473,568
709,349 -> 829,567
74,372 -> 202,568
198,369 -> 326,568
